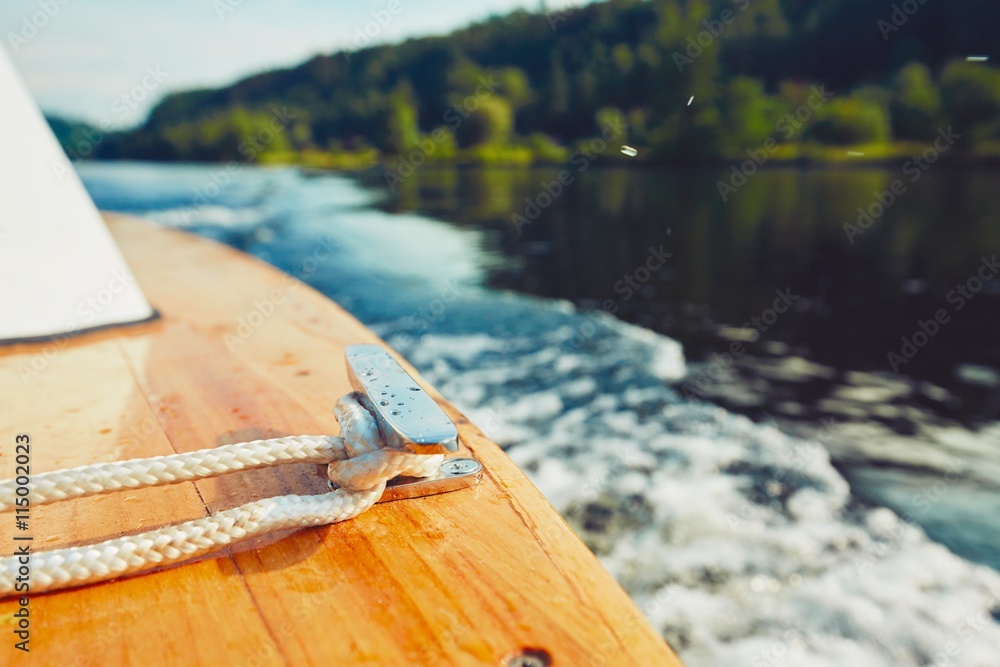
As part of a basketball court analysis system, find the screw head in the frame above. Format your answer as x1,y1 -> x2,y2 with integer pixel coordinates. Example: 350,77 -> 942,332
502,649 -> 551,667
440,458 -> 480,475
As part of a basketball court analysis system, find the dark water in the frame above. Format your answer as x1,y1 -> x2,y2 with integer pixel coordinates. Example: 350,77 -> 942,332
358,165 -> 1000,426
354,164 -> 1000,568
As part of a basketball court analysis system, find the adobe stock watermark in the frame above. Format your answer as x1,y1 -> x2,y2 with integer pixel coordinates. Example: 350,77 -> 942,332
64,596 -> 146,667
343,0 -> 403,61
878,0 -> 929,41
717,86 -> 832,201
562,236 -> 672,353
854,457 -> 966,573
928,589 -> 1000,667
545,0 -> 586,30
6,0 -> 72,52
175,106 -> 295,223
844,127 -> 960,243
109,65 -> 170,123
223,289 -> 288,352
886,254 -> 999,372
587,575 -> 678,666
383,74 -> 500,192
509,116 -> 626,233
577,448 -> 645,503
390,279 -> 463,350
672,0 -> 752,72
727,417 -> 838,531
17,269 -> 138,383
243,592 -> 330,667
213,0 -> 245,21
225,235 -> 339,351
383,126 -> 456,192
52,64 -> 169,179
611,245 -> 673,303
749,621 -> 807,667
678,288 -> 800,400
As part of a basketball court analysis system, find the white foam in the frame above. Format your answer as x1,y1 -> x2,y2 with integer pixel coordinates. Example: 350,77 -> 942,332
145,205 -> 267,228
385,323 -> 1000,667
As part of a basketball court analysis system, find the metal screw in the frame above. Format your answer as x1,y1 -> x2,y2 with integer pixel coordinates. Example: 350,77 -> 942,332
441,459 -> 479,475
502,649 -> 551,667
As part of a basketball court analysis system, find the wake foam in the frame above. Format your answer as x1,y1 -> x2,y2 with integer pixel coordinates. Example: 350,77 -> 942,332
378,309 -> 1000,667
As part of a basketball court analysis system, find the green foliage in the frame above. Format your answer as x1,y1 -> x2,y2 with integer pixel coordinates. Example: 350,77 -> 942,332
84,0 -> 1000,165
969,120 -> 1000,149
428,126 -> 458,160
807,94 -> 890,146
385,82 -> 421,154
595,107 -> 627,137
940,61 -> 1000,146
497,68 -> 533,110
891,63 -> 941,141
459,143 -> 533,165
526,132 -> 570,163
455,96 -> 513,148
720,77 -> 780,154
46,116 -> 101,158
155,108 -> 294,162
611,44 -> 634,74
446,59 -> 489,96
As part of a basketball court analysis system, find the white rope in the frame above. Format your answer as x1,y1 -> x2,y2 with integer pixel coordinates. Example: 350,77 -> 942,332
0,393 -> 443,596
0,435 -> 342,512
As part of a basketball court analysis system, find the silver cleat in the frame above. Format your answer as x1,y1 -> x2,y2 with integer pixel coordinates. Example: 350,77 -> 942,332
346,344 -> 459,453
344,344 -> 480,501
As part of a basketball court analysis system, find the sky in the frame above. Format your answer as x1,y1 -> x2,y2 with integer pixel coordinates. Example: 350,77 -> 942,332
0,0 -> 578,128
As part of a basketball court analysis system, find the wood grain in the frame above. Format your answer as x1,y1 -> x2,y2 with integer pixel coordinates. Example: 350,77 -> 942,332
0,214 -> 682,666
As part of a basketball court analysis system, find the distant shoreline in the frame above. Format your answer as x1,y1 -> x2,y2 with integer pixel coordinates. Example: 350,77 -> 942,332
76,147 -> 1000,174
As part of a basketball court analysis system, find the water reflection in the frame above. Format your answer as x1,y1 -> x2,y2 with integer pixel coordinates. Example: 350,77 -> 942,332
361,165 -> 1000,428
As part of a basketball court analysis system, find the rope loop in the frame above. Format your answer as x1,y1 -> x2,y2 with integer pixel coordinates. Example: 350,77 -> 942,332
0,392 -> 441,596
327,394 -> 443,490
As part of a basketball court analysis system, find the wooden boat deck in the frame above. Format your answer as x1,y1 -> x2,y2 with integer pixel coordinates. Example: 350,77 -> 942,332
0,215 -> 682,666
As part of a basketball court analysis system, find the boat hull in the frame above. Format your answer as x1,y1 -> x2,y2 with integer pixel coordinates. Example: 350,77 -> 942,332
0,215 -> 681,666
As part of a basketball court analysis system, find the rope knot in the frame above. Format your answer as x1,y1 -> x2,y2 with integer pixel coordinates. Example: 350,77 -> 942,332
0,391 -> 448,596
326,393 -> 444,492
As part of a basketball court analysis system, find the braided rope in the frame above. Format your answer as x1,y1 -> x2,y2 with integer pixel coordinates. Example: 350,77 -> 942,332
0,435 -> 343,512
5,487 -> 384,594
0,393 -> 440,596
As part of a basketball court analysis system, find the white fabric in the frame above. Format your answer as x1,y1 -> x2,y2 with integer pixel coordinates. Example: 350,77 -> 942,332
0,47 -> 154,342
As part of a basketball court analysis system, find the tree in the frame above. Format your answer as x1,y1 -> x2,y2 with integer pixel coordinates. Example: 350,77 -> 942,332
891,62 -> 941,141
498,67 -> 533,110
455,97 -> 513,148
596,106 -> 627,137
385,82 -> 421,155
940,60 -> 1000,143
806,93 -> 890,146
720,77 -> 779,154
91,0 -> 1000,163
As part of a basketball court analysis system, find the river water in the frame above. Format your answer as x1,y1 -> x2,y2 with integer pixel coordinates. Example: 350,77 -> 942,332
79,160 -> 1000,667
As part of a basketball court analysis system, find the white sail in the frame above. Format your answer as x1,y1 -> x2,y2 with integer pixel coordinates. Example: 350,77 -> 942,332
0,46 -> 154,343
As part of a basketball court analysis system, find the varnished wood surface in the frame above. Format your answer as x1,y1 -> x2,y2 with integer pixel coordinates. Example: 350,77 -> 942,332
0,215 -> 682,666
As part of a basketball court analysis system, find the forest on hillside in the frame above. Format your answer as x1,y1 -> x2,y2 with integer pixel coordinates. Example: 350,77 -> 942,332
55,0 -> 1000,167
